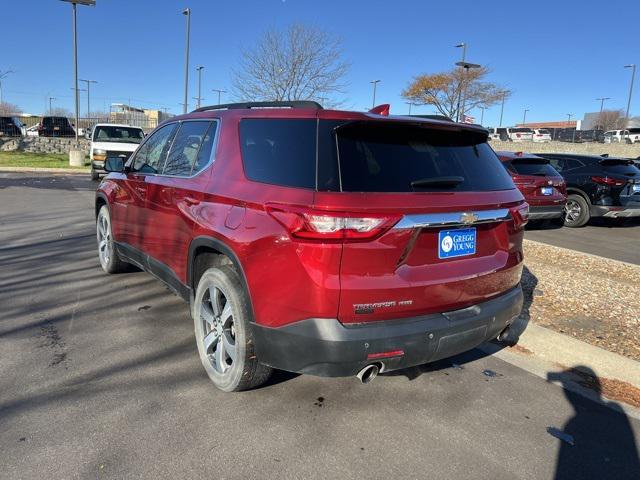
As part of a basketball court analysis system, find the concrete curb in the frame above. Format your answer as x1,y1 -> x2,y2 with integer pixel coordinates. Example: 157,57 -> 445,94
0,166 -> 90,174
515,323 -> 640,388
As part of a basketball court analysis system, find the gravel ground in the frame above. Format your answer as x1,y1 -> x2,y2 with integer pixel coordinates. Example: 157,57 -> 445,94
521,239 -> 640,361
492,140 -> 640,157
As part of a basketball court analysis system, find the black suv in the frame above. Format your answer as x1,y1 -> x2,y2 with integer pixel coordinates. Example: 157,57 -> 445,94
535,153 -> 640,227
38,116 -> 76,137
0,116 -> 24,137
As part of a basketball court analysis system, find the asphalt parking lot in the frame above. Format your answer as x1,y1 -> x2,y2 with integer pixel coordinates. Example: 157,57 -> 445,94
526,219 -> 640,265
1,173 -> 639,479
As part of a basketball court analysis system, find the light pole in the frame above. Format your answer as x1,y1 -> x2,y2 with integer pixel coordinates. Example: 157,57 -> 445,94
522,108 -> 529,126
211,88 -> 226,105
49,97 -> 56,114
499,91 -> 506,127
79,79 -> 97,118
370,80 -> 381,108
405,101 -> 414,115
0,70 -> 13,106
182,8 -> 191,114
595,97 -> 610,129
455,43 -> 466,122
624,64 -> 636,129
456,61 -> 481,122
195,66 -> 204,109
478,106 -> 486,126
567,113 -> 575,142
61,0 -> 95,144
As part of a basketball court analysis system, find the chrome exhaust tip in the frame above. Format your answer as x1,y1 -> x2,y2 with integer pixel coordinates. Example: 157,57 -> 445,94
356,364 -> 380,384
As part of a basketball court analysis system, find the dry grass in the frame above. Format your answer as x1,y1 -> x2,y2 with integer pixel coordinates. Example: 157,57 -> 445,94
492,140 -> 640,158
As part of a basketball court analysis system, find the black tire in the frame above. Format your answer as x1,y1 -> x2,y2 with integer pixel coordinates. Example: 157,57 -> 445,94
91,168 -> 100,181
563,194 -> 590,228
192,265 -> 272,392
96,205 -> 129,273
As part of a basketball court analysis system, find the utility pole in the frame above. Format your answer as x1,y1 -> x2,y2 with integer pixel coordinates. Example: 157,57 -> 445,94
211,88 -> 226,105
370,80 -> 381,108
567,113 -> 575,143
499,92 -> 506,127
455,43 -> 466,122
522,108 -> 529,126
0,70 -> 13,106
195,66 -> 204,109
182,8 -> 191,114
624,64 -> 636,130
79,79 -> 97,118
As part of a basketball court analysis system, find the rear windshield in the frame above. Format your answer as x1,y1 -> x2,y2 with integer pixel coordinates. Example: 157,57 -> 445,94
239,118 -> 515,192
93,125 -> 144,144
331,121 -> 514,192
600,159 -> 640,177
507,158 -> 560,176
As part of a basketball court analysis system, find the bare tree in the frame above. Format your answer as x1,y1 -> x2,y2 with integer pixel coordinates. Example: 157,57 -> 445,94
0,101 -> 21,115
232,24 -> 349,106
402,67 -> 510,120
595,109 -> 626,131
48,107 -> 74,117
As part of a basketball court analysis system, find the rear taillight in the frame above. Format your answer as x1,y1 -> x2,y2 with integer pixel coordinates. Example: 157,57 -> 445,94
511,175 -> 534,186
591,176 -> 626,187
510,203 -> 529,229
266,206 -> 400,242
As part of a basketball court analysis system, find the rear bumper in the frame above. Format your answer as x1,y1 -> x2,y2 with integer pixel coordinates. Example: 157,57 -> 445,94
528,205 -> 564,220
591,205 -> 640,218
251,285 -> 524,377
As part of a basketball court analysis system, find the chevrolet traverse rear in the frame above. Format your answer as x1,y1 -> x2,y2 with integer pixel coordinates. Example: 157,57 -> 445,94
96,102 -> 527,392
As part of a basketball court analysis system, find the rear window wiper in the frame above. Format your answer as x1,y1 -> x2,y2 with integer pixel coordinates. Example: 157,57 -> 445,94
410,176 -> 464,189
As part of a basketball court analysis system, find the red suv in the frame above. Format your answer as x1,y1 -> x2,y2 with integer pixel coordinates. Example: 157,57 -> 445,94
496,151 -> 566,222
96,102 -> 527,392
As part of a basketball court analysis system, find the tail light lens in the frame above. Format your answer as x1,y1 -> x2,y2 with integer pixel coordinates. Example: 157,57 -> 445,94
266,206 -> 400,242
510,202 -> 529,229
591,176 -> 626,187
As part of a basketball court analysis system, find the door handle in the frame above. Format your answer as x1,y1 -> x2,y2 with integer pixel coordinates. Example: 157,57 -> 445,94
183,196 -> 200,206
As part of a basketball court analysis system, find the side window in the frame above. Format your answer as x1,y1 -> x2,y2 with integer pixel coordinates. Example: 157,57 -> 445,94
548,158 -> 564,172
563,159 -> 583,171
132,123 -> 178,174
191,122 -> 218,175
162,121 -> 212,176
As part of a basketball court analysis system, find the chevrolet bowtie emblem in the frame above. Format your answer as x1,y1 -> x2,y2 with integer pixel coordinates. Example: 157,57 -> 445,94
460,212 -> 479,225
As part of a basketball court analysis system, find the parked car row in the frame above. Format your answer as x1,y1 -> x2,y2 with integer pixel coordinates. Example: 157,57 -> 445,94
488,126 -> 640,144
0,116 -> 83,138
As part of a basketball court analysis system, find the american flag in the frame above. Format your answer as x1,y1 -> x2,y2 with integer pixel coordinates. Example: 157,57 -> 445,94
462,115 -> 475,124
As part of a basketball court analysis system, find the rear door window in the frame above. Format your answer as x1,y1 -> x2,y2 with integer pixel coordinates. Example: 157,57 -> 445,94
331,122 -> 514,192
239,119 -> 316,188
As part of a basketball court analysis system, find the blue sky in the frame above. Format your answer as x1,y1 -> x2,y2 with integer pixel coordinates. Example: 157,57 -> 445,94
3,0 -> 638,126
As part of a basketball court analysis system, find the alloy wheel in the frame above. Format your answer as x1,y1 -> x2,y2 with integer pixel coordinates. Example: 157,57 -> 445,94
564,200 -> 581,223
97,211 -> 112,266
200,285 -> 237,374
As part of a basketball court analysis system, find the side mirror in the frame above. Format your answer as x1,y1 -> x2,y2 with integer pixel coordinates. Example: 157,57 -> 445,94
104,156 -> 126,173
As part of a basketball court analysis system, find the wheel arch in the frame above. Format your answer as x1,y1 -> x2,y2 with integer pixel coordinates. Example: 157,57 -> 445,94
95,192 -> 109,218
565,187 -> 591,204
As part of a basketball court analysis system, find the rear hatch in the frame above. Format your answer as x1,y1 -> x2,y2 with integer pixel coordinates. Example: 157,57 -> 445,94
504,156 -> 566,206
597,159 -> 640,207
313,120 -> 526,324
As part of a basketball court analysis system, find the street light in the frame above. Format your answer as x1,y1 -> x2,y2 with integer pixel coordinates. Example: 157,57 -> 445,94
195,66 -> 204,109
60,0 -> 95,144
454,43 -> 466,122
499,91 -> 506,127
478,106 -> 486,126
182,8 -> 191,114
405,101 -> 414,115
370,80 -> 381,108
0,70 -> 14,105
567,113 -> 575,142
211,88 -> 226,105
49,97 -> 57,114
522,108 -> 529,126
79,79 -> 97,118
455,61 -> 481,122
595,97 -> 610,129
624,64 -> 636,129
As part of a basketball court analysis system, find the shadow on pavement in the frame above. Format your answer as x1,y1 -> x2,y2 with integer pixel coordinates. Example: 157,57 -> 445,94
548,366 -> 640,479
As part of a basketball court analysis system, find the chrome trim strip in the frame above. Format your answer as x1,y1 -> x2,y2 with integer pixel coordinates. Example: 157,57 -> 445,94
394,208 -> 511,229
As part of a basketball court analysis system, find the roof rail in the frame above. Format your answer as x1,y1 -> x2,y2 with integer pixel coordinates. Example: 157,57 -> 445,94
192,101 -> 323,113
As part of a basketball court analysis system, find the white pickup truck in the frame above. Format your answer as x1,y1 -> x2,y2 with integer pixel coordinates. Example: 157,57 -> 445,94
90,124 -> 145,180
